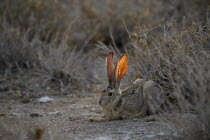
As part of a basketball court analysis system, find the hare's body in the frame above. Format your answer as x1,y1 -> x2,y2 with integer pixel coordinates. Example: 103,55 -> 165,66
121,79 -> 147,117
89,52 -> 163,122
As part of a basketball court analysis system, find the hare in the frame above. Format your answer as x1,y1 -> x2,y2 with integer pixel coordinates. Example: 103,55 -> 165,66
89,52 -> 164,122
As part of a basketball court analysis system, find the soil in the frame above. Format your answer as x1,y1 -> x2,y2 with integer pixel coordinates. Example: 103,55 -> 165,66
0,71 -> 204,140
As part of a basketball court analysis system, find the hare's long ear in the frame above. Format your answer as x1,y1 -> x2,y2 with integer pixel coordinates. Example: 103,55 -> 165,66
114,54 -> 128,88
106,52 -> 115,84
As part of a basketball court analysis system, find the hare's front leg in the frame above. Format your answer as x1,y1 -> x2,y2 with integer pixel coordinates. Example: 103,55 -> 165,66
89,111 -> 112,122
88,116 -> 111,122
89,110 -> 121,122
143,80 -> 164,115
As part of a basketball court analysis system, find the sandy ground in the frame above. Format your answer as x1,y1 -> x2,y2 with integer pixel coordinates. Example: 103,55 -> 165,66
0,91 -> 203,140
0,70 -> 204,140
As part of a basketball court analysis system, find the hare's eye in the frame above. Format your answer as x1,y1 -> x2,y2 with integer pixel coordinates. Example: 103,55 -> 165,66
108,92 -> 113,96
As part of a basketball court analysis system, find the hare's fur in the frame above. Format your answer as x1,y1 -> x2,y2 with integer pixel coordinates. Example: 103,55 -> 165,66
89,53 -> 163,122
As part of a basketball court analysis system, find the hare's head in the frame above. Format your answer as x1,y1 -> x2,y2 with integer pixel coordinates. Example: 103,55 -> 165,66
99,52 -> 128,108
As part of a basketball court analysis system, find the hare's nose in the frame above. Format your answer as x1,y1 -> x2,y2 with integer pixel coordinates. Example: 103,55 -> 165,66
102,89 -> 106,93
99,99 -> 102,105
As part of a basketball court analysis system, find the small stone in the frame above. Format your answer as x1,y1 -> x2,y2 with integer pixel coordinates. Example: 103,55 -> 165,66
21,94 -> 31,103
69,115 -> 80,121
48,111 -> 62,115
11,112 -> 21,117
38,96 -> 53,103
35,84 -> 39,87
7,106 -> 12,110
133,118 -> 138,121
30,113 -> 43,117
146,115 -> 155,122
90,108 -> 96,112
88,117 -> 95,122
0,112 -> 5,116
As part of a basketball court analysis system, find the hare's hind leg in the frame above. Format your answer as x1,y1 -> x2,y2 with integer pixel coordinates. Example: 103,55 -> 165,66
143,80 -> 163,115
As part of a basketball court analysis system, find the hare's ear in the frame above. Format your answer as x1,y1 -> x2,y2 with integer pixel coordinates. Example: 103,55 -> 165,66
115,54 -> 128,87
106,52 -> 115,84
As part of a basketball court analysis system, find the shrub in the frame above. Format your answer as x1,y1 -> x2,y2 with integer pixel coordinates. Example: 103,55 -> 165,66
127,19 -> 210,137
0,22 -> 41,72
1,0 -> 208,48
0,22 -> 90,92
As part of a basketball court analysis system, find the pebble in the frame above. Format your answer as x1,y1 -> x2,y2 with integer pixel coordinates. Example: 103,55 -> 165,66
30,113 -> 43,117
38,96 -> 53,103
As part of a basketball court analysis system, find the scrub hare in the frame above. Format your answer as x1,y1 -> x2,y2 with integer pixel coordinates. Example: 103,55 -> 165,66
90,52 -> 163,122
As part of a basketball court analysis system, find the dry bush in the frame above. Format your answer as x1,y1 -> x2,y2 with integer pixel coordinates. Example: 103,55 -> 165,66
0,22 -> 90,92
1,0 -> 73,43
123,18 -> 210,138
0,0 -> 208,48
0,22 -> 41,72
35,42 -> 90,92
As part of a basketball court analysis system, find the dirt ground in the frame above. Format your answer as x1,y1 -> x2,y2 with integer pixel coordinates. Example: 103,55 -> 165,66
0,71 -> 204,140
0,94 -> 203,140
